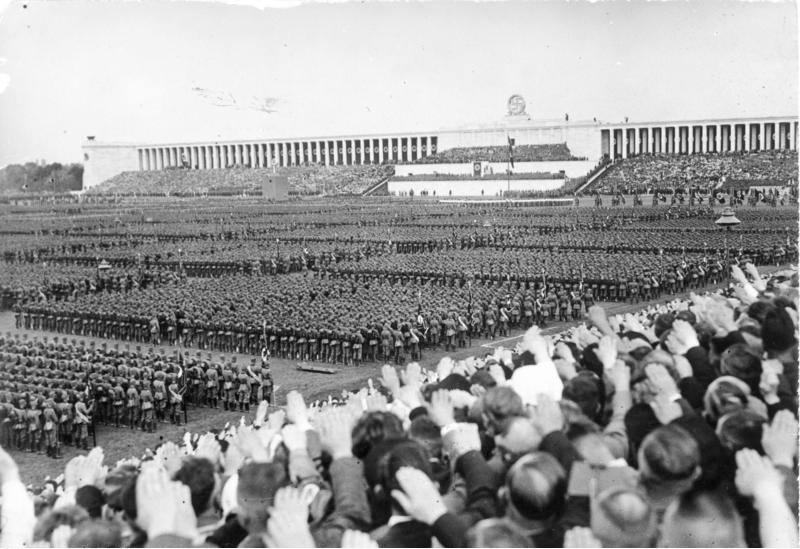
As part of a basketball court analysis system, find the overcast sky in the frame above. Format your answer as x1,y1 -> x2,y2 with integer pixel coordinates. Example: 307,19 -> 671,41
0,0 -> 796,166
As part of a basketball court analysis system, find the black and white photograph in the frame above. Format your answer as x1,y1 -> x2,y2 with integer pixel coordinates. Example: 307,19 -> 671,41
0,0 -> 797,547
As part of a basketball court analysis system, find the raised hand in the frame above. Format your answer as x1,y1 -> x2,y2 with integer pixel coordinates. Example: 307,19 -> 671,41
758,370 -> 780,404
744,263 -> 767,291
608,360 -> 631,392
380,364 -> 400,396
644,363 -> 680,400
762,410 -> 798,468
194,433 -> 222,465
664,319 -> 700,355
563,526 -> 602,548
488,363 -> 507,386
400,362 -> 424,389
595,335 -> 618,371
442,422 -> 481,462
267,409 -> 286,431
253,400 -> 270,428
436,357 -> 455,381
265,508 -> 315,548
396,384 -> 423,409
315,409 -> 354,460
427,389 -> 455,427
734,449 -> 782,498
136,464 -> 197,540
64,447 -> 106,490
365,392 -> 388,412
341,529 -> 378,548
0,445 -> 20,484
233,425 -> 270,463
155,441 -> 186,476
286,391 -> 311,429
390,467 -> 447,525
281,424 -> 308,453
531,394 -> 564,436
586,305 -> 613,336
448,389 -> 477,409
650,393 -> 683,425
273,485 -> 311,519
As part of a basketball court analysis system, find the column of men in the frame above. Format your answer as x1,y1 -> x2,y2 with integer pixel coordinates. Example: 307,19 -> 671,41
0,335 -> 273,459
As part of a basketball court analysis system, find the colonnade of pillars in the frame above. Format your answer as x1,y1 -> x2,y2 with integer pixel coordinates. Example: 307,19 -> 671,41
137,135 -> 438,171
606,120 -> 798,159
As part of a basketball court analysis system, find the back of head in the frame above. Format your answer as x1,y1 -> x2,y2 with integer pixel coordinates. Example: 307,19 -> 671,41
75,485 -> 106,519
408,416 -> 443,460
716,410 -> 766,453
505,452 -> 566,522
34,505 -> 91,544
562,372 -> 603,421
377,439 -> 433,497
762,307 -> 797,354
660,489 -> 746,547
746,301 -> 776,326
639,424 -> 700,493
236,462 -> 288,533
466,518 -> 529,548
495,416 -> 541,464
481,386 -> 525,435
591,488 -> 656,547
173,456 -> 217,516
703,377 -> 750,424
720,343 -> 762,387
352,410 -> 405,459
68,519 -> 123,548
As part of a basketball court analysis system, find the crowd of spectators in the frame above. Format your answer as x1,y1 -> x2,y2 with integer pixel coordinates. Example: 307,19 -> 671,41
0,265 -> 796,548
595,151 -> 798,195
415,143 -> 580,164
86,166 -> 395,198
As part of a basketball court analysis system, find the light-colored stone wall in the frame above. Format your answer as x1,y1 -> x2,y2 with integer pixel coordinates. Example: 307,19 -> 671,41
82,142 -> 140,189
387,178 -> 565,197
393,160 -> 595,178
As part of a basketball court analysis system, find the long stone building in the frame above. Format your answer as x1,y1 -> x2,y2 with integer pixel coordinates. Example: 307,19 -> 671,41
82,104 -> 799,189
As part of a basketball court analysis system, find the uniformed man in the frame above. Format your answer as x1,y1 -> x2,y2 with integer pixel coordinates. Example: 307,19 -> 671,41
126,383 -> 140,430
140,386 -> 155,433
74,393 -> 91,449
167,374 -> 183,425
42,399 -> 59,458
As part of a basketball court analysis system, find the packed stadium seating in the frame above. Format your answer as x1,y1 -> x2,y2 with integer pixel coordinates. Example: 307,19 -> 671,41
594,150 -> 799,194
86,165 -> 395,197
415,143 -> 580,163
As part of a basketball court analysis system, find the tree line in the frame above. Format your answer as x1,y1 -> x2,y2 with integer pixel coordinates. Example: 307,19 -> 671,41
0,162 -> 83,194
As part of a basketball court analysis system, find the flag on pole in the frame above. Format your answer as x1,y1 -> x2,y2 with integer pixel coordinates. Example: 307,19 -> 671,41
507,136 -> 515,168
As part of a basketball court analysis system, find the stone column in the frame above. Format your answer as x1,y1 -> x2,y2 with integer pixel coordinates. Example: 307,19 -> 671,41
350,140 -> 356,165
621,129 -> 628,159
687,126 -> 694,155
701,126 -> 707,154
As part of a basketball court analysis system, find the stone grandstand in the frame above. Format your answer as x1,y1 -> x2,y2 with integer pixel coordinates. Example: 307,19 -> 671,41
86,164 -> 395,196
414,143 -> 580,164
592,150 -> 798,194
